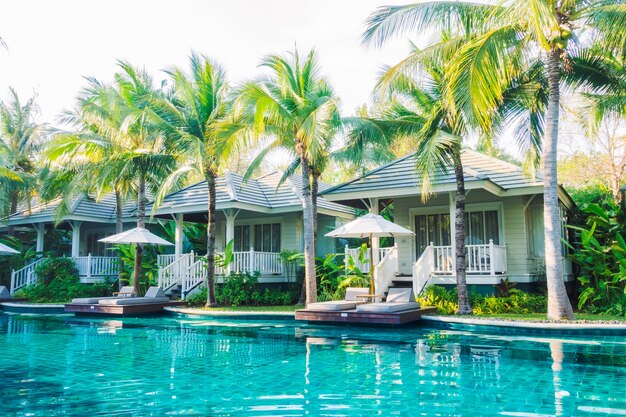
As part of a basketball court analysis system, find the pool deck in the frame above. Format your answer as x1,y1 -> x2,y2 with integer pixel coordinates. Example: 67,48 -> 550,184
1,302 -> 67,314
295,307 -> 438,325
65,301 -> 187,316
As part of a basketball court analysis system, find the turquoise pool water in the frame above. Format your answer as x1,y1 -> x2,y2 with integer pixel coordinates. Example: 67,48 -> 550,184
1,314 -> 625,416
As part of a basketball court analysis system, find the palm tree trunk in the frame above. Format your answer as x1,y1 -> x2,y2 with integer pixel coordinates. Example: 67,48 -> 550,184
544,48 -> 574,320
300,155 -> 317,305
298,169 -> 319,305
115,188 -> 124,290
133,174 -> 146,295
452,150 -> 472,315
205,169 -> 218,307
7,190 -> 19,236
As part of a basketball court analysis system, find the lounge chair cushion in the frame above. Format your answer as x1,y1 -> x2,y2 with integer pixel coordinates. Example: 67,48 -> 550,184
386,287 -> 416,303
306,300 -> 357,311
98,297 -> 170,306
356,301 -> 421,313
344,287 -> 370,301
144,287 -> 166,298
0,286 -> 11,300
72,296 -> 119,304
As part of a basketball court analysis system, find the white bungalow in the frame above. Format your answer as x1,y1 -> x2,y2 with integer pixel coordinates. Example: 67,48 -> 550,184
320,149 -> 576,296
3,171 -> 355,297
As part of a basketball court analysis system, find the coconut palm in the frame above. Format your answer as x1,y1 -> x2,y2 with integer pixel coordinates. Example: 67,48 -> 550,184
237,49 -> 340,305
363,1 -> 626,319
151,53 -> 232,307
344,59 -> 475,313
0,88 -> 47,220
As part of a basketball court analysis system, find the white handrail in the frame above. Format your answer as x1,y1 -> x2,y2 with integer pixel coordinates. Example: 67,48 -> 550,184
216,250 -> 283,276
73,255 -> 117,278
10,258 -> 46,294
413,244 -> 434,297
158,252 -> 194,291
429,241 -> 507,275
157,254 -> 177,268
374,244 -> 398,297
345,246 -> 393,273
181,258 -> 206,300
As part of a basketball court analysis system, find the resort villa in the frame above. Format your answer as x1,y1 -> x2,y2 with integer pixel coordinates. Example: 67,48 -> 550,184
3,150 -> 575,300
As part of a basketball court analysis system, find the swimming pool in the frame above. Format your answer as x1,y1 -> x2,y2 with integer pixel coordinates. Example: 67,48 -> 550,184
1,313 -> 625,416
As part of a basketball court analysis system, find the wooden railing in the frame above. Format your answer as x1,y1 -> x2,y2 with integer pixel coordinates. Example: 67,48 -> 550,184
181,258 -> 206,300
421,240 -> 507,276
10,258 -> 46,294
74,255 -> 117,279
344,246 -> 394,273
158,252 -> 195,291
374,244 -> 398,296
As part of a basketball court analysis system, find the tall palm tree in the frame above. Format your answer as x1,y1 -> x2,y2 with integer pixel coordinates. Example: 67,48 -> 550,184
344,61 -> 474,313
363,1 -> 626,320
152,53 -> 232,307
237,49 -> 340,305
0,88 -> 47,220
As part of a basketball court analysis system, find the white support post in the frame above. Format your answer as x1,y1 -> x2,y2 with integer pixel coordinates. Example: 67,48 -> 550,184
448,192 -> 456,271
369,198 -> 380,267
87,253 -> 92,280
174,213 -> 184,259
70,221 -> 82,258
489,239 -> 496,276
224,210 -> 238,274
344,244 -> 349,274
10,270 -> 15,294
35,223 -> 45,255
394,243 -> 399,274
250,247 -> 255,272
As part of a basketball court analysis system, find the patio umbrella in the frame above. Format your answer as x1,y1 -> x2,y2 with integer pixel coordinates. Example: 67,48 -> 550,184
99,227 -> 173,246
325,213 -> 414,294
0,242 -> 19,255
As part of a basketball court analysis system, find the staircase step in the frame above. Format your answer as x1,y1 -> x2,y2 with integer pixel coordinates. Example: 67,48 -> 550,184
390,280 -> 413,288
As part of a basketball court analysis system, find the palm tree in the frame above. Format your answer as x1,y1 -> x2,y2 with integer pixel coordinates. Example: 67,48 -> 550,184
0,88 -> 47,220
151,53 -> 231,307
237,49 -> 340,305
363,1 -> 626,319
344,59 -> 474,313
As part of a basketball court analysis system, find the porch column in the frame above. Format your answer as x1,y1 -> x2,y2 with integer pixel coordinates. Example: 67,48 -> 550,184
369,198 -> 380,266
174,213 -> 184,258
70,221 -> 82,258
449,192 -> 456,271
224,209 -> 238,274
34,223 -> 45,254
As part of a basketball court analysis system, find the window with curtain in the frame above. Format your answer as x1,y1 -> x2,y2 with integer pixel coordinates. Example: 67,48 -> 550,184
254,223 -> 281,252
415,213 -> 451,257
464,210 -> 500,245
233,225 -> 250,252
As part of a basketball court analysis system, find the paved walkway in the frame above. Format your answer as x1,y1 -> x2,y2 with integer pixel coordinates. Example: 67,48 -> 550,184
423,315 -> 626,331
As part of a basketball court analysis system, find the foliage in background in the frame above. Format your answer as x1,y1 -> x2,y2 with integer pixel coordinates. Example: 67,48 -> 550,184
15,256 -> 113,302
186,272 -> 298,307
418,285 -> 547,315
316,247 -> 369,302
111,244 -> 159,294
567,203 -> 626,317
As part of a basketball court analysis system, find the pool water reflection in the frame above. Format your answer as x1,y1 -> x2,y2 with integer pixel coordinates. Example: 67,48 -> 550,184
0,314 -> 625,416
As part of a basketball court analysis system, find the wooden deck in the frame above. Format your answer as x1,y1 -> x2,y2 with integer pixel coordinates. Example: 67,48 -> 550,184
295,306 -> 437,325
64,301 -> 187,316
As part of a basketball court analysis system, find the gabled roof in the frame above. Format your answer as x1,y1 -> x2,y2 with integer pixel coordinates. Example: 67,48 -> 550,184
150,171 -> 355,217
321,149 -> 573,208
5,193 -> 137,226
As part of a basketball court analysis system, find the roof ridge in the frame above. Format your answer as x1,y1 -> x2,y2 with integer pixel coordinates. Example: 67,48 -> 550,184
320,153 -> 415,195
224,170 -> 238,201
462,149 -> 522,172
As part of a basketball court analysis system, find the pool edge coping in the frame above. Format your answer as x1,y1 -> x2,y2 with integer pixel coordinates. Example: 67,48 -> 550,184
423,315 -> 626,330
164,306 -> 296,319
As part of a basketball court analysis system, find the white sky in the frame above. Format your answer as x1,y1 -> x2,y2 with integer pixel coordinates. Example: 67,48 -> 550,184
0,0 -> 421,125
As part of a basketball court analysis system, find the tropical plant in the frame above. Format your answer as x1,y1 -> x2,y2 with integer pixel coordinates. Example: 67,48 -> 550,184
363,0 -> 626,319
567,203 -> 626,316
0,88 -> 47,220
152,53 -> 232,307
236,48 -> 341,305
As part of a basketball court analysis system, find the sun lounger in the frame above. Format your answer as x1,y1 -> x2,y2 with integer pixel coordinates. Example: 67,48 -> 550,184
71,286 -> 136,304
306,287 -> 369,311
0,286 -> 12,300
356,287 -> 420,313
98,286 -> 169,306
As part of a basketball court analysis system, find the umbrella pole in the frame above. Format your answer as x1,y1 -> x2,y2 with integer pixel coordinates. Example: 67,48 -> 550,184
369,234 -> 375,295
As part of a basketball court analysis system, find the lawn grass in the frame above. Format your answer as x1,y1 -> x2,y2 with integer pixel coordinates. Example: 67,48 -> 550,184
191,305 -> 300,312
459,313 -> 626,322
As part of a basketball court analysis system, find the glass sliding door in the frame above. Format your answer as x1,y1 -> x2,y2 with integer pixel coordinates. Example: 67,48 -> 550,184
464,210 -> 500,245
415,213 -> 451,257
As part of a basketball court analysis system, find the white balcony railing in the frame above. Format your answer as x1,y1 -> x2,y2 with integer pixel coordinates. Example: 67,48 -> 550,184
73,255 -> 117,279
425,240 -> 507,275
345,246 -> 394,273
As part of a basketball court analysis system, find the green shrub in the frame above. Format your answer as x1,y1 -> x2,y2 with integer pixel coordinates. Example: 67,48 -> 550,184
186,287 -> 208,307
14,256 -> 114,303
418,285 -> 547,315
